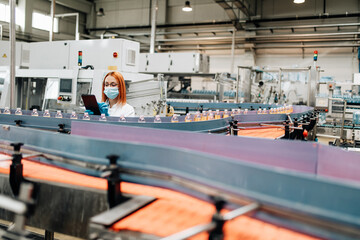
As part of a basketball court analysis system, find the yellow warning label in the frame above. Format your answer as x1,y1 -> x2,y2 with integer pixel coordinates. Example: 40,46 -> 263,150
2,54 -> 7,58
108,66 -> 118,70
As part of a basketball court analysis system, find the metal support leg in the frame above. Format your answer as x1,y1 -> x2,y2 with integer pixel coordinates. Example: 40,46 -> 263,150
102,155 -> 127,208
44,230 -> 54,240
10,143 -> 24,196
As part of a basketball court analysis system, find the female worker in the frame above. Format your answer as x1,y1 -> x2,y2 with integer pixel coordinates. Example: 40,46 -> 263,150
99,71 -> 135,117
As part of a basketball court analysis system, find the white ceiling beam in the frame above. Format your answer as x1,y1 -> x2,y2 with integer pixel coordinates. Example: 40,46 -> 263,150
48,0 -> 93,14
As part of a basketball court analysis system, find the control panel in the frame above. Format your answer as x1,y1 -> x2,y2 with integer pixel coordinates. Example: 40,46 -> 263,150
57,78 -> 73,103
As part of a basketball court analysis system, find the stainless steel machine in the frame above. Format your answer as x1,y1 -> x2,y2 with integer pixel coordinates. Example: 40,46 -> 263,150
0,39 -> 166,116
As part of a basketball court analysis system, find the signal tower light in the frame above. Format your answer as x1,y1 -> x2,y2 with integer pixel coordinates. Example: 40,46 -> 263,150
313,50 -> 318,61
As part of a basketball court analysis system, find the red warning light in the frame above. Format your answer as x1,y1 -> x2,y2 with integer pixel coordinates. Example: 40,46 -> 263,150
113,52 -> 118,58
78,51 -> 82,56
314,50 -> 318,54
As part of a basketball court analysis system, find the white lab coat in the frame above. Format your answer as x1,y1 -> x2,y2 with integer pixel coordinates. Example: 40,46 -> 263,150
108,102 -> 135,117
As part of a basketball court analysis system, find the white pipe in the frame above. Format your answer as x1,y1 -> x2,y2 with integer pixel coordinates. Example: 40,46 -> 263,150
0,24 -> 2,40
230,27 -> 236,73
149,0 -> 158,53
50,0 -> 55,41
9,0 -> 16,109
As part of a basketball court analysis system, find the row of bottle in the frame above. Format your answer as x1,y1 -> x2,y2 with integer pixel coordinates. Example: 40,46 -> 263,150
257,106 -> 293,115
2,106 -> 294,123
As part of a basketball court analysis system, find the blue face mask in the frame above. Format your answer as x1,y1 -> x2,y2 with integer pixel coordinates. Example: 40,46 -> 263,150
104,87 -> 119,99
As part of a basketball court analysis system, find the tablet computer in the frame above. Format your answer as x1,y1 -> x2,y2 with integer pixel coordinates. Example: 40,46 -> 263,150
81,94 -> 101,115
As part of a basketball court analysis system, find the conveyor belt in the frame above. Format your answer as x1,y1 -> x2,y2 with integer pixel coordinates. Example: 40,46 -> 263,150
0,105 -> 313,133
0,159 -> 318,240
0,125 -> 358,240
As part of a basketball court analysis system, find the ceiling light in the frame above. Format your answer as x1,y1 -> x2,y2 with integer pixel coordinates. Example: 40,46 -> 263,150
97,8 -> 105,17
293,0 -> 305,4
182,1 -> 192,12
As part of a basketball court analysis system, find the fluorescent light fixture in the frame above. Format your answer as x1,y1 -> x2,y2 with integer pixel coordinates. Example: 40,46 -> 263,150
293,0 -> 305,4
182,1 -> 192,12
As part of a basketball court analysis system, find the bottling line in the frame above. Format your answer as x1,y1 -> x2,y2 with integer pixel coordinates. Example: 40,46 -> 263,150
0,118 -> 359,240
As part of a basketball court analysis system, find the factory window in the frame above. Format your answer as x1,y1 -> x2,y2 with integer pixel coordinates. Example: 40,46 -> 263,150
32,11 -> 59,32
0,3 -> 22,24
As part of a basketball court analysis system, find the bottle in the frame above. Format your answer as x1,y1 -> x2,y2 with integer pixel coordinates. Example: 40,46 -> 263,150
3,107 -> 10,114
15,108 -> 22,115
171,114 -> 179,123
231,109 -> 236,117
154,115 -> 162,123
244,109 -> 248,115
70,111 -> 78,119
236,109 -> 241,115
257,107 -> 262,114
215,110 -> 221,119
82,112 -> 90,120
119,115 -> 126,122
262,108 -> 267,114
194,112 -> 201,121
208,110 -> 214,120
201,111 -> 207,121
185,113 -> 192,122
55,110 -> 63,118
138,115 -> 146,123
99,113 -> 107,121
223,109 -> 229,118
43,110 -> 51,117
31,109 -> 39,117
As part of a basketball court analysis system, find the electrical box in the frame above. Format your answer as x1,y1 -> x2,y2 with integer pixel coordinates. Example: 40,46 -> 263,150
0,41 -> 29,68
29,39 -> 140,72
140,52 -> 210,73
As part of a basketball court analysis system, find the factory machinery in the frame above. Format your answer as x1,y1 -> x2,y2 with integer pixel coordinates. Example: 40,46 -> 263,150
0,39 -> 167,117
0,104 -> 314,139
315,75 -> 360,147
0,116 -> 358,240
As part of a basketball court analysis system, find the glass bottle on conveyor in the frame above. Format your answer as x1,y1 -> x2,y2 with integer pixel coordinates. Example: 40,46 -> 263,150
215,110 -> 221,119
208,110 -> 214,120
223,109 -> 229,118
15,108 -> 22,115
31,109 -> 39,117
231,109 -> 236,117
82,112 -> 90,120
119,115 -> 126,122
138,115 -> 146,123
99,113 -> 107,121
194,111 -> 201,121
171,114 -> 179,123
55,110 -> 63,118
3,107 -> 10,114
257,107 -> 262,114
154,115 -> 162,123
244,109 -> 248,115
43,110 -> 51,117
201,111 -> 207,121
70,111 -> 78,119
185,113 -> 192,122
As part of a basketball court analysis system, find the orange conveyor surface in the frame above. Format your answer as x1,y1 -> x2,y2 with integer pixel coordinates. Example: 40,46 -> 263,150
0,159 -> 317,240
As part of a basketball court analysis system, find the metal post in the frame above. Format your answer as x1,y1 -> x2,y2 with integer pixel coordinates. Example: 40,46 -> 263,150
0,24 -> 2,40
149,0 -> 158,53
49,0 -> 55,41
9,0 -> 16,109
278,69 -> 282,103
230,27 -> 236,73
235,67 -> 240,103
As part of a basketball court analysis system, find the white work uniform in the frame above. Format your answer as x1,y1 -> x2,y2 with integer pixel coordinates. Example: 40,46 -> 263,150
108,102 -> 135,117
